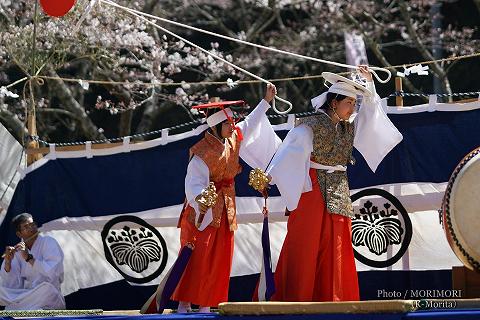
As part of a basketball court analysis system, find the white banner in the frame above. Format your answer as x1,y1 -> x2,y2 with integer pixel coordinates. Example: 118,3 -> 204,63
0,123 -> 24,224
38,182 -> 462,296
345,32 -> 368,67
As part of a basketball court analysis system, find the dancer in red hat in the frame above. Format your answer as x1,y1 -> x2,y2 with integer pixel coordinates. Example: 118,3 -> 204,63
172,83 -> 280,313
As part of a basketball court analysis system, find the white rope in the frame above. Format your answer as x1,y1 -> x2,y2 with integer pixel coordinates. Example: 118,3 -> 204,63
99,0 -> 391,84
72,0 -> 98,34
100,0 -> 292,114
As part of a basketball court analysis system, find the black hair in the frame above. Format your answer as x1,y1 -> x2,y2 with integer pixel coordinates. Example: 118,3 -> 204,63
318,92 -> 348,112
206,107 -> 226,138
214,123 -> 224,137
205,107 -> 221,118
11,213 -> 33,232
207,122 -> 224,138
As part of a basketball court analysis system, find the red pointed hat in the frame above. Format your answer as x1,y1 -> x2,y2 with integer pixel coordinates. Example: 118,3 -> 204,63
191,100 -> 245,110
193,100 -> 245,140
192,100 -> 245,128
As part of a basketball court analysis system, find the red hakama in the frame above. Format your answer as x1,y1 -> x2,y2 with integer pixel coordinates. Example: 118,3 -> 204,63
172,207 -> 234,307
272,169 -> 359,302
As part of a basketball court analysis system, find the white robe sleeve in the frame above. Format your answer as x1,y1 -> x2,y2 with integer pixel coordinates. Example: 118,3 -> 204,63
0,236 -> 65,310
185,155 -> 213,231
354,81 -> 403,172
237,99 -> 282,170
266,124 -> 313,211
0,254 -> 23,289
29,237 -> 64,284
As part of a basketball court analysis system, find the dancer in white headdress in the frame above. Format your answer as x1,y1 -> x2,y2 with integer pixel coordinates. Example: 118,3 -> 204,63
265,65 -> 402,302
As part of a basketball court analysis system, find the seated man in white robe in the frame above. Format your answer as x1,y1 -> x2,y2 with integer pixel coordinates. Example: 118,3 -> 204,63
0,213 -> 65,310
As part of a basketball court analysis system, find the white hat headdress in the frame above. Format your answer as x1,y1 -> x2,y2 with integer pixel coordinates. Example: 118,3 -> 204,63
311,72 -> 372,111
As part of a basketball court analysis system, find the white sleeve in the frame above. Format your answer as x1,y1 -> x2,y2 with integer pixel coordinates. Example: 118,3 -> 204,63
184,156 -> 213,231
237,99 -> 282,170
354,81 -> 403,172
0,254 -> 23,289
266,124 -> 313,211
30,237 -> 64,283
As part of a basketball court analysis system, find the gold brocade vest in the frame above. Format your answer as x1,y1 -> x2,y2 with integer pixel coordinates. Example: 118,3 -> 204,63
183,132 -> 241,231
296,113 -> 355,218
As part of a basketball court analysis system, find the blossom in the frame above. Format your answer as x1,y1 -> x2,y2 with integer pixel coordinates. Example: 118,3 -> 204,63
0,86 -> 19,98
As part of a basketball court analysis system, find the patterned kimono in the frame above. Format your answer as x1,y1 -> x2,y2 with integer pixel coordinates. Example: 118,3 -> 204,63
271,113 -> 360,302
268,81 -> 402,302
172,99 -> 281,307
172,132 -> 240,307
300,114 -> 355,218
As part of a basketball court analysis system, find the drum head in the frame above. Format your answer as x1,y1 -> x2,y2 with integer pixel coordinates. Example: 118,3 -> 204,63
448,151 -> 480,267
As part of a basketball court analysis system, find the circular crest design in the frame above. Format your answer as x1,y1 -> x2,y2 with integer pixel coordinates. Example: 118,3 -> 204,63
101,215 -> 168,283
351,188 -> 412,268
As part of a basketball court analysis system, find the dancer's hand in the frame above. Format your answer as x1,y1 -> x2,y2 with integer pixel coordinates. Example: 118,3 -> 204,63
195,195 -> 209,215
261,174 -> 273,195
264,83 -> 277,103
357,65 -> 372,81
261,188 -> 269,199
194,182 -> 217,216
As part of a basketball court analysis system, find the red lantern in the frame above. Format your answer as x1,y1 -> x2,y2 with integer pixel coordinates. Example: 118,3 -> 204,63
39,0 -> 76,17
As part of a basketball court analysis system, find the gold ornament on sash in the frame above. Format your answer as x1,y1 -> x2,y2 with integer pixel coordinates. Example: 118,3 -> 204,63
197,182 -> 218,208
249,168 -> 269,192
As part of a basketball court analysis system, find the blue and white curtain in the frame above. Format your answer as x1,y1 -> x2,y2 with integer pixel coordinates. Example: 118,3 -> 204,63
1,96 -> 479,305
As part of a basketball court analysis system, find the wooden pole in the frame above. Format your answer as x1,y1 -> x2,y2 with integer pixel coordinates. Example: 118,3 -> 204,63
395,77 -> 403,107
26,108 -> 41,165
26,0 -> 42,166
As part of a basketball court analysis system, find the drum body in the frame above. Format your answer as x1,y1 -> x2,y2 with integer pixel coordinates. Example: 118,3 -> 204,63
442,147 -> 480,271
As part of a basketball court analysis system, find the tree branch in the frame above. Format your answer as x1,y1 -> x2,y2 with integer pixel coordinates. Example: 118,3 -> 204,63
136,94 -> 161,135
95,67 -> 134,136
118,110 -> 133,137
142,0 -> 159,14
95,66 -> 133,103
191,1 -> 237,37
285,81 -> 307,110
36,108 -> 83,121
343,12 -> 426,99
46,68 -> 106,140
397,1 -> 441,74
0,8 -> 11,28
398,0 -> 452,98
246,10 -> 277,42
0,109 -> 27,144
274,10 -> 294,43
245,5 -> 275,41
474,0 -> 480,15
397,0 -> 452,96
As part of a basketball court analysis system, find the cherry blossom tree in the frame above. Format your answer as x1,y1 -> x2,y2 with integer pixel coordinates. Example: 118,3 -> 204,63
0,0 -> 478,144
0,0 -> 235,142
